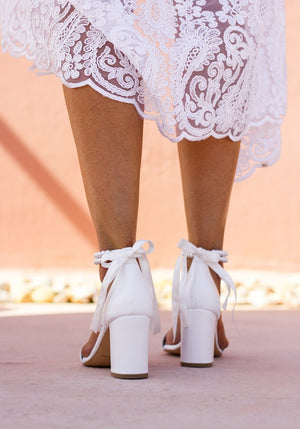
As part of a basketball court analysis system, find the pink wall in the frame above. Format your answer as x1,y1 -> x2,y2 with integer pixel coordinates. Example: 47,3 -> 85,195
0,2 -> 299,272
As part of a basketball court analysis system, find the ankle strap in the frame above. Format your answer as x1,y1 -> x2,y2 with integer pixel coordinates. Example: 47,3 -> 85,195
172,239 -> 237,340
177,239 -> 229,264
94,240 -> 154,267
91,240 -> 160,335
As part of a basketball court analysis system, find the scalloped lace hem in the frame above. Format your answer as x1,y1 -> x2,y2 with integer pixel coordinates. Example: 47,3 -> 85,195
3,47 -> 284,182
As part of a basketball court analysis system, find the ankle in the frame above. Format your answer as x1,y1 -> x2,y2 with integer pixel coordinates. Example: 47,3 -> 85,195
187,235 -> 224,252
97,235 -> 137,253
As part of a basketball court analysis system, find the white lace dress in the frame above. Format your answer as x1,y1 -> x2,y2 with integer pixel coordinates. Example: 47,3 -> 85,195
0,0 -> 287,181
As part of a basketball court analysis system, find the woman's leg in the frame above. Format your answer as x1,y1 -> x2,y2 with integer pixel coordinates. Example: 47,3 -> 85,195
165,136 -> 241,349
63,85 -> 144,356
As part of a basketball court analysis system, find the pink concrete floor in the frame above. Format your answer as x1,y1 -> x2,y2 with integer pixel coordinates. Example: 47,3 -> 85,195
0,308 -> 299,429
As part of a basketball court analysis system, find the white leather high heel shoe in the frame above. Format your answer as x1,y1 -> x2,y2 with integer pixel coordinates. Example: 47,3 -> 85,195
80,239 -> 161,379
169,239 -> 236,367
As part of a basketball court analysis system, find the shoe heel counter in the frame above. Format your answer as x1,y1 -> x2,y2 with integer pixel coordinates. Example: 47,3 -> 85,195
185,258 -> 220,318
105,260 -> 154,324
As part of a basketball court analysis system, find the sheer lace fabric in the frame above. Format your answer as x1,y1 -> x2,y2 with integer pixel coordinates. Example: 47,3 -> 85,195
0,0 -> 287,181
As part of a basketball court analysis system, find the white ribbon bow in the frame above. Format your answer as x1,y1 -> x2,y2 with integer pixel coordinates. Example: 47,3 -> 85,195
172,239 -> 237,341
90,239 -> 161,336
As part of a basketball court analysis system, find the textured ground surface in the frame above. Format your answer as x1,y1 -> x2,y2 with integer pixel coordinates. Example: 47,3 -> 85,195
0,306 -> 299,429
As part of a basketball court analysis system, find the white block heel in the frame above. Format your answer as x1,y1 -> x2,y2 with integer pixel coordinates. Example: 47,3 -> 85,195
170,239 -> 237,368
79,240 -> 160,379
181,309 -> 217,367
110,315 -> 150,379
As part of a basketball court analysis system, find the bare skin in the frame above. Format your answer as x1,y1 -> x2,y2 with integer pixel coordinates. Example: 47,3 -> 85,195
63,85 -> 240,358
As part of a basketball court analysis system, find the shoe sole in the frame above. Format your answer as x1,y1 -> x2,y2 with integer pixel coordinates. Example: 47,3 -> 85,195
111,372 -> 148,379
181,362 -> 213,368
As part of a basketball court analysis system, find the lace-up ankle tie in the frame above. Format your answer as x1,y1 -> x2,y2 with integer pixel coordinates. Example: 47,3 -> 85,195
172,239 -> 237,340
91,239 -> 161,335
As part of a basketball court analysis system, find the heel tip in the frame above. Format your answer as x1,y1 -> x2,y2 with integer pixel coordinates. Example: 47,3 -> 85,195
181,362 -> 213,368
111,372 -> 148,379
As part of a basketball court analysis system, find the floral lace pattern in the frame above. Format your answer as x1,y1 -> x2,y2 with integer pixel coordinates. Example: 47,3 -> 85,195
0,0 -> 287,181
